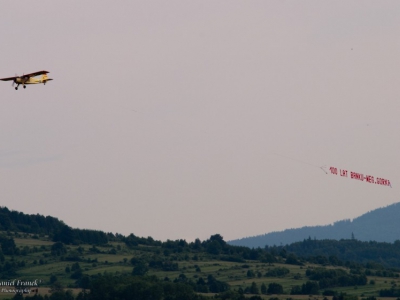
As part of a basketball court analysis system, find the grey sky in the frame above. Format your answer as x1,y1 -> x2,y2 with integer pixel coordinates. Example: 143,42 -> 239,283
1,1 -> 399,242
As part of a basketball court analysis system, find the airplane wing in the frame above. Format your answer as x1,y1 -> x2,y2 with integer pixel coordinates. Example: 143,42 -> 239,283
0,76 -> 18,81
23,70 -> 50,77
0,70 -> 50,81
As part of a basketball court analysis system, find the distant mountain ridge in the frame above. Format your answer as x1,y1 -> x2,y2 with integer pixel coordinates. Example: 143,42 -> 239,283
228,202 -> 400,248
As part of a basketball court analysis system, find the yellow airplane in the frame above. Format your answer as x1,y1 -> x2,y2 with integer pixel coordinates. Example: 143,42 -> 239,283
0,70 -> 53,90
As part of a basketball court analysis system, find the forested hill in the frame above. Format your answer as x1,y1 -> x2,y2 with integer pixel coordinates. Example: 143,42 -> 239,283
228,202 -> 400,248
0,206 -> 65,234
0,206 -> 109,245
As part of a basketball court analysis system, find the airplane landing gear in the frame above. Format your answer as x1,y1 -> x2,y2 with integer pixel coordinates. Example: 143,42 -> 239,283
15,87 -> 18,90
23,85 -> 26,89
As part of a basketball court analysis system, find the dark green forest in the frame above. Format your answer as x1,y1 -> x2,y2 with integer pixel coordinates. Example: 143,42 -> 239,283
280,238 -> 400,267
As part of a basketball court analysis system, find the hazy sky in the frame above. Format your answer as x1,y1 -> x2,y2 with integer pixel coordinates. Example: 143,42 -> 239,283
1,1 -> 399,242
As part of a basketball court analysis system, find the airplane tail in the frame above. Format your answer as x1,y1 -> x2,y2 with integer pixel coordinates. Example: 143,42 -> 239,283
41,74 -> 53,84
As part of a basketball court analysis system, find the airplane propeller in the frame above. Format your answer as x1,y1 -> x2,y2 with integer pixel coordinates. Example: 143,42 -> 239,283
11,74 -> 19,87
12,74 -> 23,90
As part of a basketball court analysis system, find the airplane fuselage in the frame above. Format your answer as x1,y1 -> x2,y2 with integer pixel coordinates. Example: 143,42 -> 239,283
15,75 -> 51,85
13,74 -> 53,90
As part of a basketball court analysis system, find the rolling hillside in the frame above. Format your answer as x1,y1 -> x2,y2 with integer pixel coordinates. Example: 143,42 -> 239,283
1,207 -> 400,299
